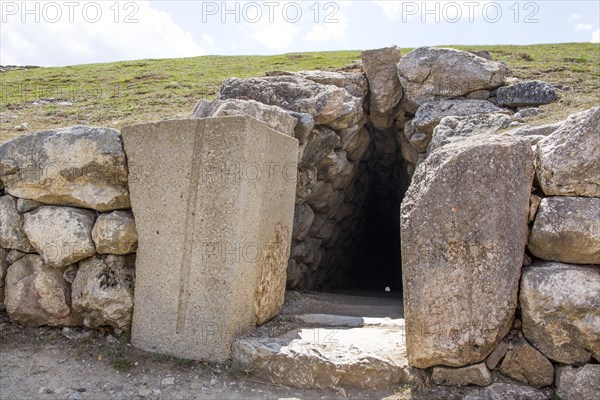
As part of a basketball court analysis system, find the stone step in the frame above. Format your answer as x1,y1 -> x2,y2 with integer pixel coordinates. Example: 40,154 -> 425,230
232,324 -> 423,390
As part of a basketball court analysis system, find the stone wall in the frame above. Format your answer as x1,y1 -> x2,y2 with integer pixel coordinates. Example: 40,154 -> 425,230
0,126 -> 137,330
0,45 -> 598,395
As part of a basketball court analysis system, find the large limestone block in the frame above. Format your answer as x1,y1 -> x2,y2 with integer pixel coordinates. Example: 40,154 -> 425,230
397,47 -> 507,111
528,197 -> 600,264
555,364 -> 600,400
219,76 -> 363,130
0,126 -> 130,211
361,47 -> 403,114
536,107 -> 600,197
4,254 -> 80,326
401,135 -> 534,368
520,262 -> 600,364
71,254 -> 135,329
191,98 -> 297,137
122,116 -> 298,362
23,206 -> 96,268
0,195 -> 34,252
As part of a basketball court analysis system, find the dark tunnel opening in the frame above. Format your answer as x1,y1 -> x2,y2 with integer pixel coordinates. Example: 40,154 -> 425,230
342,124 -> 411,294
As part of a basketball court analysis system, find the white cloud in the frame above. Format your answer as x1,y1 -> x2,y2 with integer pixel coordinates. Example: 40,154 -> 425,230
568,13 -> 581,22
305,8 -> 348,43
0,1 -> 204,66
248,21 -> 302,50
375,1 -> 404,21
575,23 -> 593,31
592,29 -> 600,43
235,0 -> 304,50
203,33 -> 216,47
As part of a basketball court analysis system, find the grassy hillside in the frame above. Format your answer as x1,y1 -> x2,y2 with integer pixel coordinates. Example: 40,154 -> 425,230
1,43 -> 598,144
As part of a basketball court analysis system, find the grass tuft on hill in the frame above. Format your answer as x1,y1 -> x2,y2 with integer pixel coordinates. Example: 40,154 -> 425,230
1,43 -> 598,143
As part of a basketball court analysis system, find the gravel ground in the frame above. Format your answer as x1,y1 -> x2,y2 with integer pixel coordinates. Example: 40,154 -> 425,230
0,291 -> 550,400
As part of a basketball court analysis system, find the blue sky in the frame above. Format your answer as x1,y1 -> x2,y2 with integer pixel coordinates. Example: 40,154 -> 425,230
1,1 -> 599,66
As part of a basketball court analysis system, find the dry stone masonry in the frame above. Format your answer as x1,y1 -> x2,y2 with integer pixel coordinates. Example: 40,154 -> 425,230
0,45 -> 598,397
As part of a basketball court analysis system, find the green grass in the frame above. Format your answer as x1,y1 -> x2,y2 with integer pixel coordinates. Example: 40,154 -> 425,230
1,43 -> 598,144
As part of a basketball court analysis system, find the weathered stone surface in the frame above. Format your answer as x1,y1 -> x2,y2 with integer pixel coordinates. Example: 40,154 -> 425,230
0,126 -> 130,211
295,168 -> 318,203
305,181 -> 333,211
397,127 -> 420,167
71,255 -> 135,330
192,98 -> 297,137
463,383 -> 546,400
465,89 -> 490,100
397,47 -> 507,111
520,262 -> 600,364
428,113 -> 513,153
291,238 -> 322,267
401,136 -> 534,368
16,198 -> 42,213
288,111 -> 315,145
361,47 -> 403,114
485,340 -> 509,370
432,363 -> 491,386
528,194 -> 542,223
413,99 -> 507,134
536,107 -> 600,197
0,248 -> 7,310
92,211 -> 138,255
345,126 -> 371,161
528,197 -> 600,264
505,121 -> 562,138
4,254 -> 80,326
514,107 -> 542,119
286,259 -> 306,288
316,150 -> 348,181
123,117 -> 297,362
62,264 -> 78,284
555,364 -> 600,400
300,126 -> 340,169
219,76 -> 363,130
0,195 -> 34,252
292,203 -> 314,241
291,70 -> 368,100
232,326 -> 421,389
498,338 -> 554,388
5,249 -> 25,265
496,80 -> 556,107
403,120 -> 429,153
23,206 -> 96,268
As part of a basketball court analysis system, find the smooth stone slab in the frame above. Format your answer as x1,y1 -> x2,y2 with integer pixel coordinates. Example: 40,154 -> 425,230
122,116 -> 298,362
232,326 -> 422,389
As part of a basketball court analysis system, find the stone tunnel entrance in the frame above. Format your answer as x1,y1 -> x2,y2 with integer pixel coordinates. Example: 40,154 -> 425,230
341,125 -> 410,293
294,120 -> 413,295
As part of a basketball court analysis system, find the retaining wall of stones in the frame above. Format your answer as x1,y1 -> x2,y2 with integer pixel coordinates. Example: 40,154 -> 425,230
1,46 -> 598,397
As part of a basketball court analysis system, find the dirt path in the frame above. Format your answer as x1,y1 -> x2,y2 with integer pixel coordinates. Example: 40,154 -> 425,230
0,292 -> 494,400
0,320 -> 400,400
